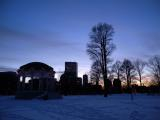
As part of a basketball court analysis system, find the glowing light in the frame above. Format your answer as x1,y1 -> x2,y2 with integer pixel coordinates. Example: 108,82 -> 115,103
20,76 -> 23,82
25,77 -> 31,83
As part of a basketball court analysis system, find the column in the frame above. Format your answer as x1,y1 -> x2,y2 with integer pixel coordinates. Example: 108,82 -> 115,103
31,74 -> 34,91
47,79 -> 49,91
39,79 -> 43,91
22,76 -> 25,91
17,75 -> 21,91
39,71 -> 43,91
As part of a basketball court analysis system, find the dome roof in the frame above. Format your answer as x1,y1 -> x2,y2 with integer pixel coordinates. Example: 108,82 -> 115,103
19,62 -> 53,71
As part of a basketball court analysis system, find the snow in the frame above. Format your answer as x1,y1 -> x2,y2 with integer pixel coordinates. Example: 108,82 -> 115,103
0,94 -> 160,120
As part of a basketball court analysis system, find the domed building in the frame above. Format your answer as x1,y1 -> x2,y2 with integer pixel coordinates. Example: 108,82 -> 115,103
16,62 -> 61,99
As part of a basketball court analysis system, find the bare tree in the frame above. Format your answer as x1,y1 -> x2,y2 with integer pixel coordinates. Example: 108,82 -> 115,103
108,68 -> 114,81
148,55 -> 160,86
90,60 -> 101,86
87,23 -> 115,97
112,60 -> 122,80
134,59 -> 146,86
120,59 -> 136,88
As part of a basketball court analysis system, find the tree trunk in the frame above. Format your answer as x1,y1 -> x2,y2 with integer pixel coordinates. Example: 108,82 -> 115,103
139,75 -> 142,86
103,39 -> 109,97
103,76 -> 108,97
96,79 -> 99,86
127,75 -> 130,89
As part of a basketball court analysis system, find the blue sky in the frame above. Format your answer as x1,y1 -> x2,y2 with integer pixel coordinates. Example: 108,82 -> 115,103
0,0 -> 160,77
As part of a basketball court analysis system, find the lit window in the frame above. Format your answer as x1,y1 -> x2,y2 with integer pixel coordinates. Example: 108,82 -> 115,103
20,76 -> 23,82
25,77 -> 31,83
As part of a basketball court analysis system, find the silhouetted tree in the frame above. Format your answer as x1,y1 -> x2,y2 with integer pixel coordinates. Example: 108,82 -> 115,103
112,60 -> 122,80
87,23 -> 115,97
121,59 -> 136,88
90,60 -> 101,86
148,55 -> 160,87
108,68 -> 114,81
134,59 -> 146,86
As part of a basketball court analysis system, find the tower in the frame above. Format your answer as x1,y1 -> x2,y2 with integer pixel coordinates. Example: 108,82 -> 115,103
65,62 -> 78,77
83,74 -> 88,86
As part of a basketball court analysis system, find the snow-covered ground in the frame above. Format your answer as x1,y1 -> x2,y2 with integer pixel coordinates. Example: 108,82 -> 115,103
0,94 -> 160,120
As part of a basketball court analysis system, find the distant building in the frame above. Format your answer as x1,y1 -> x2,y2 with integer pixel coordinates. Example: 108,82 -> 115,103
0,72 -> 18,95
65,62 -> 78,77
60,62 -> 82,95
83,74 -> 88,86
77,77 -> 82,86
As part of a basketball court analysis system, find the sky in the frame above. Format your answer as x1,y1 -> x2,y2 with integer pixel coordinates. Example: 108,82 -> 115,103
0,0 -> 160,78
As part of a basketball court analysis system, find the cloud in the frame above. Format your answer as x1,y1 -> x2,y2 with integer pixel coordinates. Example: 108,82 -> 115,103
140,32 -> 160,52
0,26 -> 34,38
0,26 -> 77,48
0,56 -> 22,63
0,65 -> 17,72
0,26 -> 82,67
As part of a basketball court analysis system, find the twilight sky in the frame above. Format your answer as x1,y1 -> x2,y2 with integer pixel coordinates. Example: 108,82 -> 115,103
0,0 -> 160,77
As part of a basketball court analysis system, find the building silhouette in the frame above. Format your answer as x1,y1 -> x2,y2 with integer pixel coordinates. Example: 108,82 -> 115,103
60,62 -> 82,95
83,74 -> 88,86
16,62 -> 62,99
65,62 -> 78,77
77,77 -> 82,86
0,72 -> 18,95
